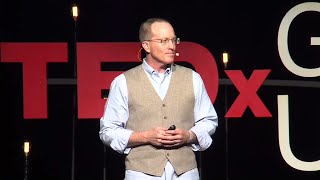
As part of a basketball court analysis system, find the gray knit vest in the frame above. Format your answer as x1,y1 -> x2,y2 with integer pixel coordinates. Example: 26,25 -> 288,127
123,64 -> 197,176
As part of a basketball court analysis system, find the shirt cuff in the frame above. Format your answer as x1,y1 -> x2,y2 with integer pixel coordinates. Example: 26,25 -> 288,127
189,128 -> 212,151
110,129 -> 133,154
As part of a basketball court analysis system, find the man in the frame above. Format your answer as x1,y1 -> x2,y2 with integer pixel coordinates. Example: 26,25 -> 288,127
99,17 -> 218,180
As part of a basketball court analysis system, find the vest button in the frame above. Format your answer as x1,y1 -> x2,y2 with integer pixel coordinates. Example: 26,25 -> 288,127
164,116 -> 167,119
162,104 -> 166,107
167,153 -> 170,156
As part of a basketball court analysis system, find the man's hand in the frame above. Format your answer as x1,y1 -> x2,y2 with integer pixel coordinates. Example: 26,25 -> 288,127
161,128 -> 190,147
128,127 -> 194,148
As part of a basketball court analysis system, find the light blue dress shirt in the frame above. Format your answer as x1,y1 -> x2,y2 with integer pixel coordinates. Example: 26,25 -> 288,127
99,60 -> 218,154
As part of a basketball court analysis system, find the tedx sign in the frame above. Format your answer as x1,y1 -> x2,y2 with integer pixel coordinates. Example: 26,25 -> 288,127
1,2 -> 319,172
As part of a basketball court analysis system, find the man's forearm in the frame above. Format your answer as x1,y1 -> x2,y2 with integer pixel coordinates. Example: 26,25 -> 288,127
127,131 -> 148,147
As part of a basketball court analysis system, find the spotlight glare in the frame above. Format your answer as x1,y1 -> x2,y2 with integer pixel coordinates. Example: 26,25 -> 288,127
24,141 -> 30,154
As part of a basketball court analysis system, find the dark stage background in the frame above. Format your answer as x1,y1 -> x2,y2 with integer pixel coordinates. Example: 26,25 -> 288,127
1,0 -> 320,180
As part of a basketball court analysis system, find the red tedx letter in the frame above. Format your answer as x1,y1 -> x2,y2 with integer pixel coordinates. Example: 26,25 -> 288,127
77,43 -> 141,119
225,69 -> 272,118
1,43 -> 68,119
175,42 -> 219,104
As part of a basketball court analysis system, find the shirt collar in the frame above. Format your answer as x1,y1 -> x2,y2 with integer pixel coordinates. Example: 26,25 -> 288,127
142,58 -> 172,76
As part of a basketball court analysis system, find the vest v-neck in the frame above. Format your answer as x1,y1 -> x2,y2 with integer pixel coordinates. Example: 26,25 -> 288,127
141,65 -> 172,102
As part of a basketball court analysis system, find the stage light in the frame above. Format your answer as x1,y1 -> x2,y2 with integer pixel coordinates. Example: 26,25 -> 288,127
72,5 -> 78,21
24,141 -> 30,156
24,141 -> 30,180
223,52 -> 229,69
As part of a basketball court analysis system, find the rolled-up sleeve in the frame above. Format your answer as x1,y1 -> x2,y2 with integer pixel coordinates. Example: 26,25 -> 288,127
190,72 -> 218,151
99,74 -> 132,154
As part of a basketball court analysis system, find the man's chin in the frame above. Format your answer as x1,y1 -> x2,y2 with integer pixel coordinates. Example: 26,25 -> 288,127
165,57 -> 175,64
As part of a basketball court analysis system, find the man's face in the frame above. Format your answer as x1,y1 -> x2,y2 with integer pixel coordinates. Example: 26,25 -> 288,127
146,22 -> 177,66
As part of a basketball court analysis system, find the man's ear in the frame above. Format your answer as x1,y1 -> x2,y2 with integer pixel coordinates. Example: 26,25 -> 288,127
142,42 -> 150,53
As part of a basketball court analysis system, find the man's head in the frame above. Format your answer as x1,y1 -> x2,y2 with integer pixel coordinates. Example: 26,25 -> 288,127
139,18 -> 179,69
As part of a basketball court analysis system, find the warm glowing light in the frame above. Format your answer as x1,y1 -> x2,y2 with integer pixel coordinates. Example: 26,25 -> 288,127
223,52 -> 229,65
24,141 -> 30,154
72,5 -> 78,19
223,52 -> 229,68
